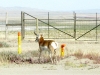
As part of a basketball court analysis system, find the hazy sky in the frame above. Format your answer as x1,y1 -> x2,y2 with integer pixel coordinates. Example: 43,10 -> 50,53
0,0 -> 99,11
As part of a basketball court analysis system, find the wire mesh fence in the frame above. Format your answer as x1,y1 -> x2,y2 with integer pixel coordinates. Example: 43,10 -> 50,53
0,12 -> 100,41
0,12 -> 21,40
75,13 -> 100,40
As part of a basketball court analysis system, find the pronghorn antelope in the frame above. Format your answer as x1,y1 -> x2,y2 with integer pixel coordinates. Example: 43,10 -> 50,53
34,31 -> 58,64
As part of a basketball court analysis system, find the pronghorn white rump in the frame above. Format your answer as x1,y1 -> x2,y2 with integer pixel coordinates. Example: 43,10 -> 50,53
34,31 -> 58,63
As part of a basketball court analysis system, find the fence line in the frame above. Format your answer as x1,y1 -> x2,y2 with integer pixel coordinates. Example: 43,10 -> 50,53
0,12 -> 100,41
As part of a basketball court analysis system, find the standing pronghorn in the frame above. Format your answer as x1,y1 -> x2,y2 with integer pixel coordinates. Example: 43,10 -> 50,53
34,31 -> 58,64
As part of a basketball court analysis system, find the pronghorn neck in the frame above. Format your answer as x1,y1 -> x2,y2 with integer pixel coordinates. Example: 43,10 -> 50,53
39,35 -> 44,44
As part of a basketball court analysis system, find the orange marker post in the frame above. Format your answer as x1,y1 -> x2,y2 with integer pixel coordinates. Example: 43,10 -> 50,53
18,32 -> 22,54
60,44 -> 66,58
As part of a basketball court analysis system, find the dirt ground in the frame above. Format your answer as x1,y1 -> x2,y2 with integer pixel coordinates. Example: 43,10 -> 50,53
0,64 -> 100,75
0,39 -> 100,75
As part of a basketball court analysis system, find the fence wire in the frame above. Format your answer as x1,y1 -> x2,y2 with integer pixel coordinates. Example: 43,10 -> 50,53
0,12 -> 100,41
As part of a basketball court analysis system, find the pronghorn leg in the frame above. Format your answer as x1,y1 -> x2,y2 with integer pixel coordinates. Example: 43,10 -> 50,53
49,46 -> 55,64
49,52 -> 53,64
39,50 -> 42,63
54,49 -> 57,64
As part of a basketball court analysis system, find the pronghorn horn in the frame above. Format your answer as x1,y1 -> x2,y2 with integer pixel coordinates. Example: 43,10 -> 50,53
34,31 -> 37,35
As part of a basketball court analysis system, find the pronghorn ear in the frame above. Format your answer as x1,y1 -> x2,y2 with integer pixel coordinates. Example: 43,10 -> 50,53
40,34 -> 43,37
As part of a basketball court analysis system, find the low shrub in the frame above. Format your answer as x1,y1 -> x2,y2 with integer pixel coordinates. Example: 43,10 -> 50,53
0,42 -> 10,47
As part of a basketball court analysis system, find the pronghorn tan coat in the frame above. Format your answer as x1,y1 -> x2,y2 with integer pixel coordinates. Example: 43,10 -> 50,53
34,32 -> 58,63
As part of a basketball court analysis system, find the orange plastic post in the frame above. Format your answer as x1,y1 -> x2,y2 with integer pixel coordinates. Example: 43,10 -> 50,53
18,32 -> 22,54
61,44 -> 66,57
18,32 -> 21,36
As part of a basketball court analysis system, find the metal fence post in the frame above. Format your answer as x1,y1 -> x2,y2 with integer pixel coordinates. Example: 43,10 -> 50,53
36,18 -> 39,34
21,11 -> 25,40
73,12 -> 76,40
5,12 -> 8,40
48,12 -> 49,38
96,13 -> 97,41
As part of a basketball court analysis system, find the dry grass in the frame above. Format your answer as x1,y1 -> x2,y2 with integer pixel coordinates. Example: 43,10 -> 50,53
0,51 -> 60,65
0,42 -> 10,47
0,39 -> 100,68
83,52 -> 100,64
72,49 -> 100,64
72,49 -> 83,59
65,61 -> 87,68
0,51 -> 39,64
